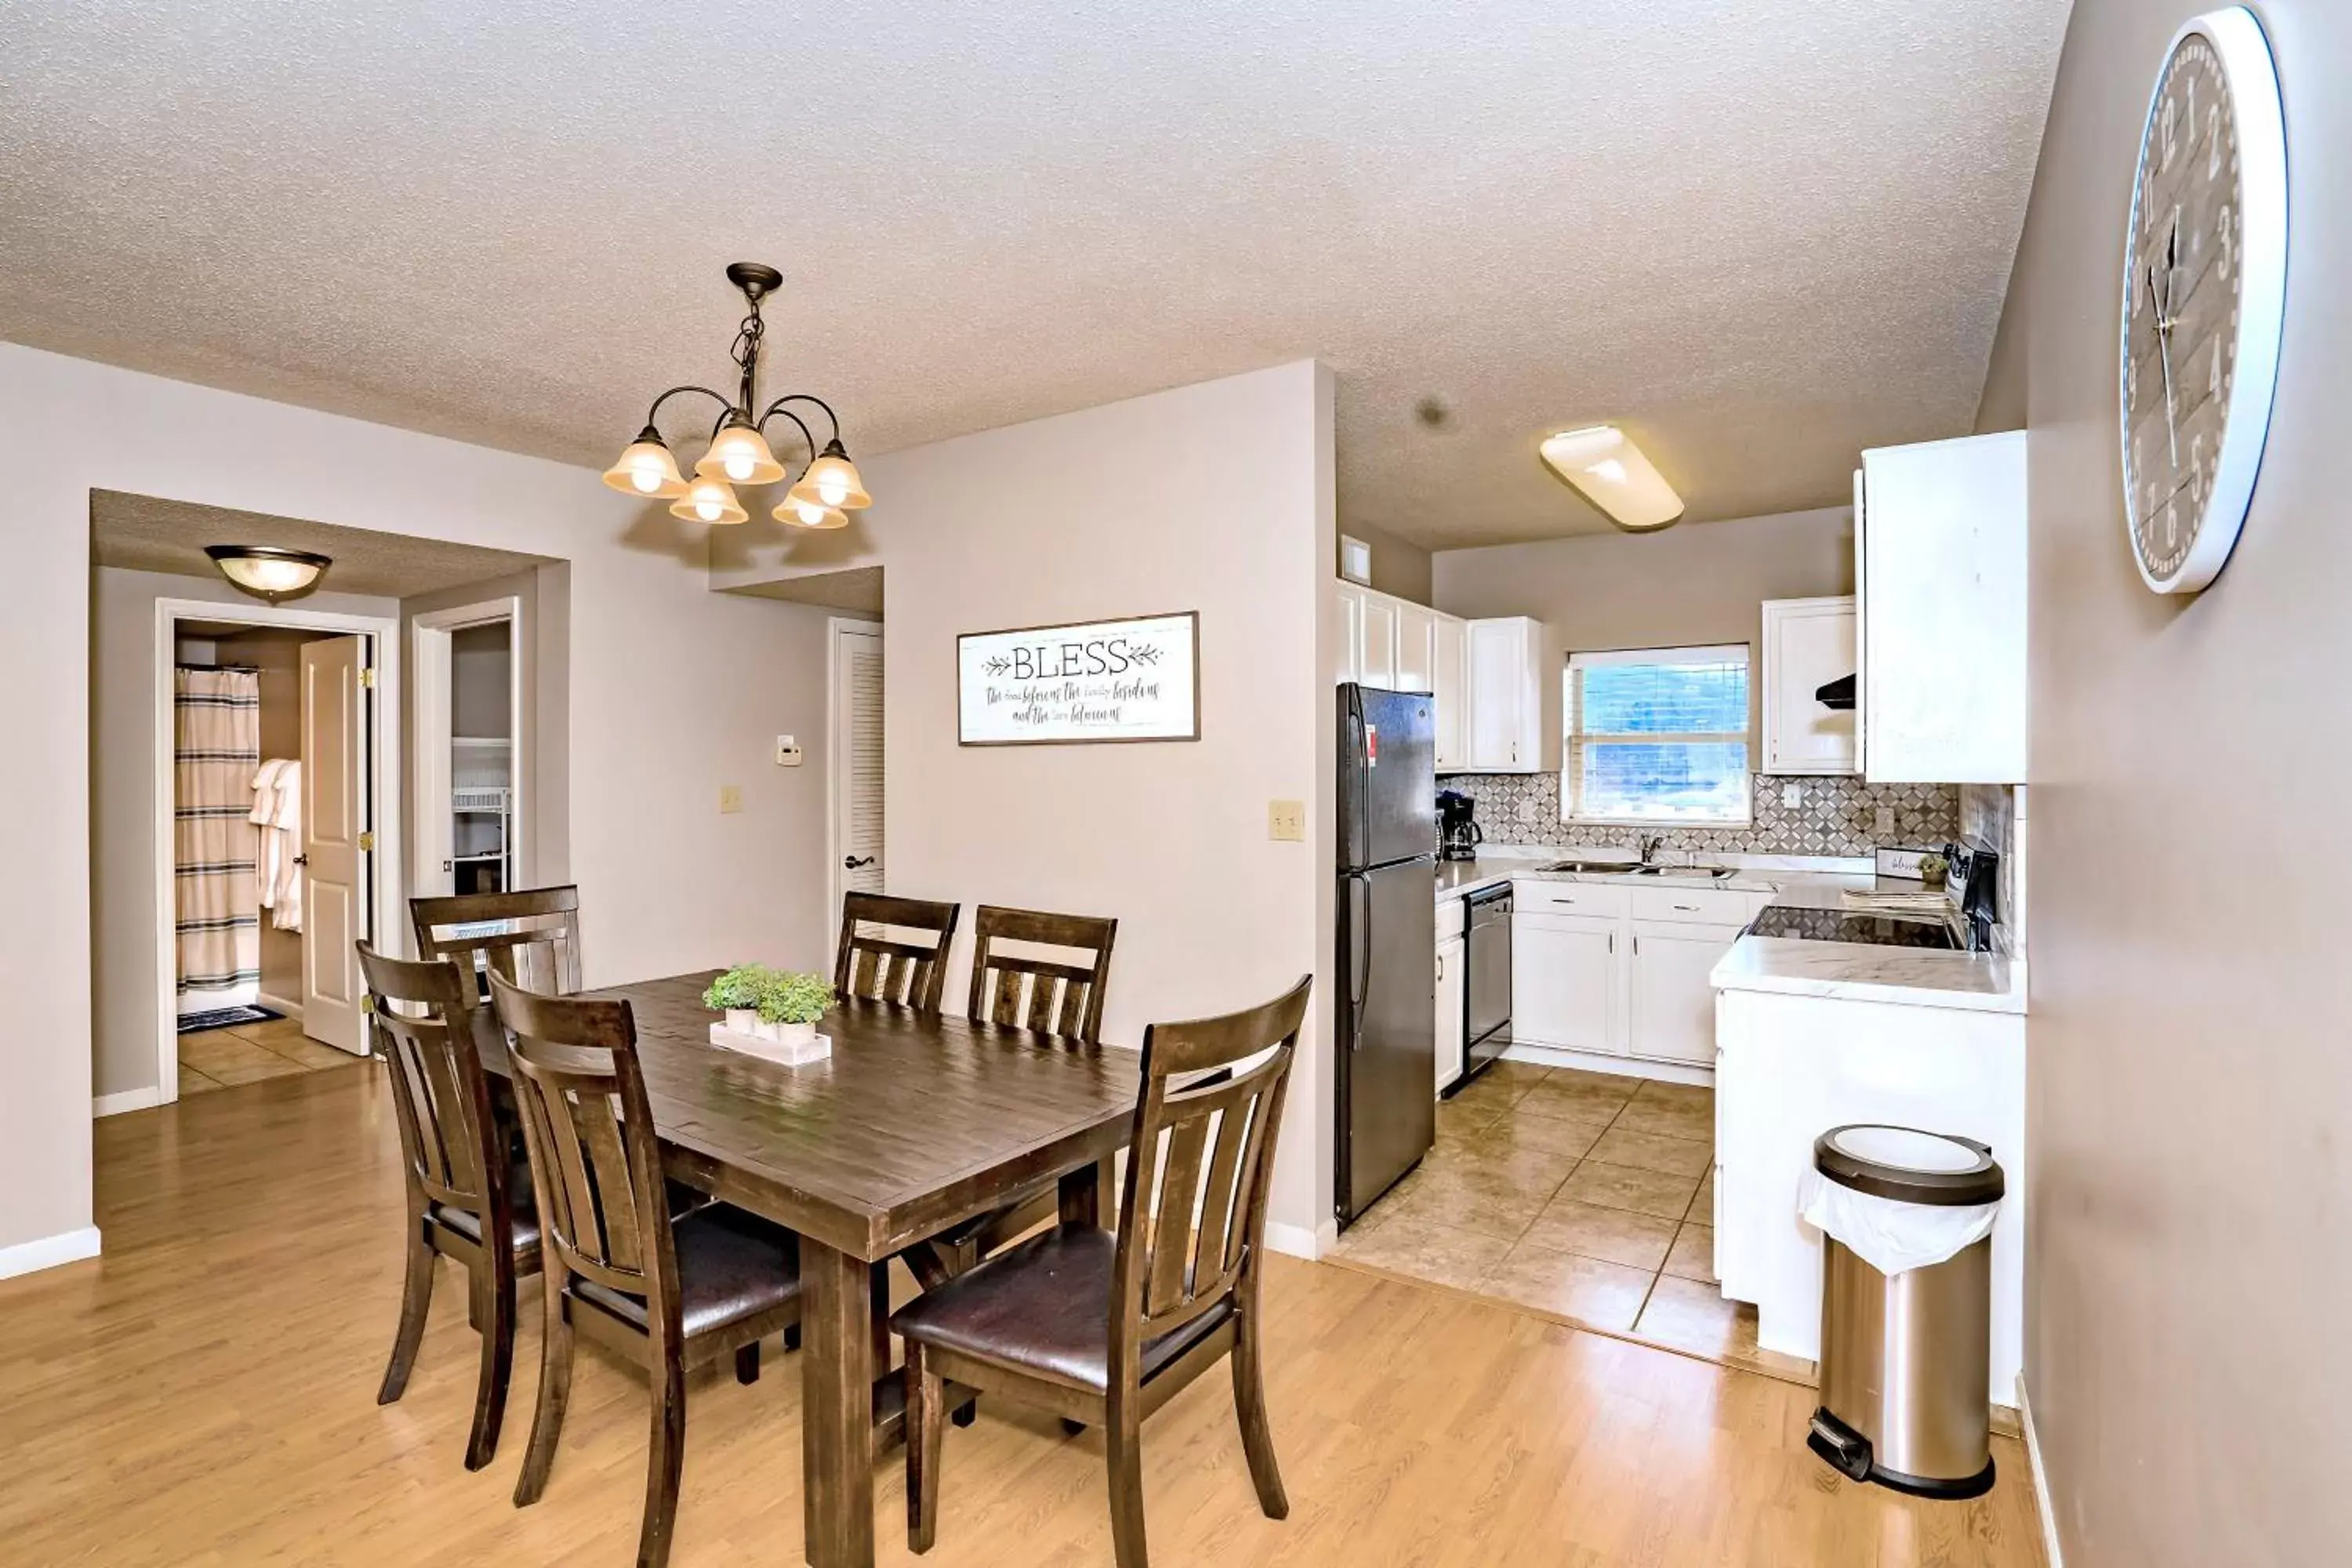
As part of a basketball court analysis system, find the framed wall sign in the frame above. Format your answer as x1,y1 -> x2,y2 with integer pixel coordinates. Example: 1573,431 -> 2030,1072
957,611 -> 1200,746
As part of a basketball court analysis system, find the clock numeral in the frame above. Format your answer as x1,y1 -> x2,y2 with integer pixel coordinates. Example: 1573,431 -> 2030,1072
2209,106 -> 2223,180
2161,93 -> 2178,167
2217,204 -> 2235,281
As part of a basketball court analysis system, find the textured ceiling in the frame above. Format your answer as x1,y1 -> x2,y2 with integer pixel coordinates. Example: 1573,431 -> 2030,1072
2,2 -> 2067,549
91,490 -> 552,600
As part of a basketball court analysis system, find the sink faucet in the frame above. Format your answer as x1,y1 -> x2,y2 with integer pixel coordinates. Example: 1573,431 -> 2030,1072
1639,834 -> 1665,866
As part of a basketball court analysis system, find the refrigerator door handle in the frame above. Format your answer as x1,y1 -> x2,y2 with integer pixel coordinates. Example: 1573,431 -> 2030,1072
1345,871 -> 1371,1037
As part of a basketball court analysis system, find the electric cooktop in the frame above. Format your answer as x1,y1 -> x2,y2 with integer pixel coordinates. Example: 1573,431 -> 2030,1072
1745,905 -> 1962,950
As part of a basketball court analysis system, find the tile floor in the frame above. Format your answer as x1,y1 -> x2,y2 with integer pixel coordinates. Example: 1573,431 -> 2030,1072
178,1015 -> 368,1094
1330,1060 -> 1811,1381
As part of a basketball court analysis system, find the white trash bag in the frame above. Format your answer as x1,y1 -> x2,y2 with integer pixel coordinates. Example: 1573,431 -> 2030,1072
1797,1170 -> 1998,1277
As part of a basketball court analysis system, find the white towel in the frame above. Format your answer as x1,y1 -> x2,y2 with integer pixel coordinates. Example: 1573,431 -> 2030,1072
250,760 -> 289,910
264,761 -> 303,931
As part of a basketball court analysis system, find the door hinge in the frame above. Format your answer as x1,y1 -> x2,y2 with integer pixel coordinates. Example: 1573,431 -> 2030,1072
358,830 -> 376,852
360,666 -> 378,689
360,993 -> 376,1014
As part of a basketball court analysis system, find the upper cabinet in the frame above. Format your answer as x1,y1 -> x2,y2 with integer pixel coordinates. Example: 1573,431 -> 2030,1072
1761,596 -> 1858,775
1857,432 -> 2027,783
1431,615 -> 1467,771
1465,615 -> 1544,772
1358,592 -> 1400,690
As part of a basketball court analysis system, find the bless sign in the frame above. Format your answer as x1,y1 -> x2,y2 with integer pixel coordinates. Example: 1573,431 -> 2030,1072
957,612 -> 1200,746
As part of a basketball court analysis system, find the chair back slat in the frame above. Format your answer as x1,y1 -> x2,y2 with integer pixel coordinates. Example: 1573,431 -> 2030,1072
834,892 -> 960,1012
1112,976 -> 1312,1353
413,886 -> 584,997
358,943 -> 497,1216
488,974 -> 682,1324
966,905 -> 1117,1043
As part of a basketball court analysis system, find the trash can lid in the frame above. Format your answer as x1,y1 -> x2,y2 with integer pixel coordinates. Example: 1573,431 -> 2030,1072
1813,1124 -> 2004,1207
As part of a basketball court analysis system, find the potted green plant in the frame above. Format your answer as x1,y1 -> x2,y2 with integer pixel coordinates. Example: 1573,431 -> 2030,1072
756,970 -> 836,1049
702,964 -> 771,1036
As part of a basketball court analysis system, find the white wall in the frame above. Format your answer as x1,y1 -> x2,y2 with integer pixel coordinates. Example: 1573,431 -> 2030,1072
854,361 -> 1340,1250
3,343 -> 837,1266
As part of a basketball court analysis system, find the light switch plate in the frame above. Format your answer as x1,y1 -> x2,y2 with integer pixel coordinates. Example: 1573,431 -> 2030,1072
1780,782 -> 1802,808
775,735 -> 802,767
719,784 -> 744,814
1268,799 -> 1306,841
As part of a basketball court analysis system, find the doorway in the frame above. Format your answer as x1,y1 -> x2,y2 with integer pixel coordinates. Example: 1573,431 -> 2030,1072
153,597 -> 399,1104
411,597 -> 525,901
827,619 -> 884,935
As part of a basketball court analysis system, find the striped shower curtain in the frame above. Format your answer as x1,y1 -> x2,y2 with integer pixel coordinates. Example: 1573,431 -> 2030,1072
175,667 -> 262,1012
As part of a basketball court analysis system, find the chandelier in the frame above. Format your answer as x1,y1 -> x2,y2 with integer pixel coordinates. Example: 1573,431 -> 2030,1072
601,262 -> 872,529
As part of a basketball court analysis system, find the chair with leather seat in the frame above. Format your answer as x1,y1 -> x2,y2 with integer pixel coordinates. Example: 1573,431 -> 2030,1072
891,974 -> 1313,1568
832,891 -> 960,1011
905,904 -> 1120,1292
490,973 -> 804,1568
413,885 -> 585,998
359,942 -> 539,1473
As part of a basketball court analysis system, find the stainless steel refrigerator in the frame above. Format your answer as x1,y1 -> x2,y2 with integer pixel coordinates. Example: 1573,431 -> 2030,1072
1336,684 -> 1437,1227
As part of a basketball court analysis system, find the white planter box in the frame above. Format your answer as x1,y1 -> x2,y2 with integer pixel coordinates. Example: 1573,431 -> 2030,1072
708,1018 -> 832,1065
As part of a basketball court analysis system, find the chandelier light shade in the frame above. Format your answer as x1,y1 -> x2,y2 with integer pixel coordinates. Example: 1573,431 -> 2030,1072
671,477 -> 749,525
774,495 -> 849,530
601,426 -> 689,498
205,544 -> 332,602
786,440 -> 872,511
607,261 -> 873,525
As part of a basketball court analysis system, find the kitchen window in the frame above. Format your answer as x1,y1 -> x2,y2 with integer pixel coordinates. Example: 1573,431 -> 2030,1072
1564,644 -> 1751,825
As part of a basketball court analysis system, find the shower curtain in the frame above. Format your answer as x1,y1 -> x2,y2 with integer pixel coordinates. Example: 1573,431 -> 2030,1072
174,667 -> 263,1014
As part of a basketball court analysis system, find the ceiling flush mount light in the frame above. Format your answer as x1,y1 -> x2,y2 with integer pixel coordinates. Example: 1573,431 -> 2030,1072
1538,425 -> 1684,531
608,262 -> 873,528
205,544 -> 331,603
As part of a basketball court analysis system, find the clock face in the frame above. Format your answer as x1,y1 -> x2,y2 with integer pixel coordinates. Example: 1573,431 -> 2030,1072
2118,8 -> 2286,595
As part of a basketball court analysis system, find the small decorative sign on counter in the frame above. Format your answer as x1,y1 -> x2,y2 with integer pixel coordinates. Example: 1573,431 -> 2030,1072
957,611 -> 1200,745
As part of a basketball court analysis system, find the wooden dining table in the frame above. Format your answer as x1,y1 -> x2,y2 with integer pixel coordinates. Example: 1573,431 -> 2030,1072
476,971 -> 1139,1568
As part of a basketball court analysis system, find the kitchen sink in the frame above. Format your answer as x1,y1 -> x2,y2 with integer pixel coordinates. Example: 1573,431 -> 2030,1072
1632,864 -> 1740,880
1543,858 -> 1640,874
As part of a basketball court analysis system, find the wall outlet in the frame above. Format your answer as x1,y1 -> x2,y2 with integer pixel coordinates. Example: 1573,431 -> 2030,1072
1875,805 -> 1896,837
775,735 -> 803,767
1780,782 -> 1802,808
1267,799 -> 1306,842
719,784 -> 744,814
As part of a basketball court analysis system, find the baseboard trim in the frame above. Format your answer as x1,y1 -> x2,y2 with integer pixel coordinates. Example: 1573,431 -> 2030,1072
256,991 -> 304,1022
93,1087 -> 164,1119
2019,1375 -> 2064,1568
1499,1042 -> 1713,1087
1264,1217 -> 1338,1261
0,1225 -> 102,1281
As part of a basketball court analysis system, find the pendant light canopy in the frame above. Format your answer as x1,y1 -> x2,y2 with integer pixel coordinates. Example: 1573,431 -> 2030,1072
607,262 -> 873,526
205,545 -> 332,603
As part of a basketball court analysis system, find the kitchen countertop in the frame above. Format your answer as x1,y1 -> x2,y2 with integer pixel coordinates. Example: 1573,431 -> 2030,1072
1432,851 -> 2025,1014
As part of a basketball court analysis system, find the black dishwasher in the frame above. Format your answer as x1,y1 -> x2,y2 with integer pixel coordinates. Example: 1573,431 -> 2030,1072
1460,884 -> 1513,1088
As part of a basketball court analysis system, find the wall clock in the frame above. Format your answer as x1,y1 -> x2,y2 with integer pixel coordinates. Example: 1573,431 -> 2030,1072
2119,5 -> 2287,594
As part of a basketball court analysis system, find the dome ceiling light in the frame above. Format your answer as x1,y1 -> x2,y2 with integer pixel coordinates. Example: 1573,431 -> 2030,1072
601,262 -> 873,529
204,544 -> 332,603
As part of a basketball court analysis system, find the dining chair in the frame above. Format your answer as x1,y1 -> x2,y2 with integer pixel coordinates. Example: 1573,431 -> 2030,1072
358,941 -> 539,1472
832,891 -> 960,1011
891,974 -> 1314,1568
413,885 -> 585,997
905,905 -> 1120,1293
489,973 -> 804,1568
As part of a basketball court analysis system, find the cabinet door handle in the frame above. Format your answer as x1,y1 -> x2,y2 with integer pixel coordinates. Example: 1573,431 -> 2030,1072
1436,952 -> 1445,982
1672,902 -> 1699,913
1607,932 -> 1613,954
1633,935 -> 1640,955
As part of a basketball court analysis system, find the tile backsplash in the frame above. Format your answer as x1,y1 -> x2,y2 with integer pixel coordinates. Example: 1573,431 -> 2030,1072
1437,771 -> 1958,858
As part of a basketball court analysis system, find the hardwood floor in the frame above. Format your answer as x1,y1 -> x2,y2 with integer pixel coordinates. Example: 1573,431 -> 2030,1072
0,1065 -> 2048,1566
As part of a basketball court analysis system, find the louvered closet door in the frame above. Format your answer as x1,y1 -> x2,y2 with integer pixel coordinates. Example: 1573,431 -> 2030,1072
831,626 -> 885,931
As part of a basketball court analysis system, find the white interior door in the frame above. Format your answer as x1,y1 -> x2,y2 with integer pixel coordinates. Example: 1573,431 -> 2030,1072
830,625 -> 884,932
301,635 -> 369,1054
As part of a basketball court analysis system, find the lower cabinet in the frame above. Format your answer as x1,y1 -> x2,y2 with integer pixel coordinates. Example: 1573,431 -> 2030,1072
1512,912 -> 1619,1054
1435,933 -> 1466,1092
1627,920 -> 1741,1064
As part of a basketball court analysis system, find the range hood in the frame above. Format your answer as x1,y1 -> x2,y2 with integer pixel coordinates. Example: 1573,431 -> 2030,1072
1814,673 -> 1857,711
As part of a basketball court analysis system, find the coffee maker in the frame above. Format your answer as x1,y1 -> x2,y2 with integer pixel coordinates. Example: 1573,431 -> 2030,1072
1437,789 -> 1482,862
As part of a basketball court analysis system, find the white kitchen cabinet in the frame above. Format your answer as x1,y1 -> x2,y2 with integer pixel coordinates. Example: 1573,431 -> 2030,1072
1358,593 -> 1399,690
1628,920 -> 1741,1065
1761,596 -> 1858,775
1857,432 -> 2027,782
1334,583 -> 1363,686
1432,615 -> 1467,770
1396,601 -> 1436,693
1512,911 -> 1619,1054
1435,933 -> 1466,1093
1466,615 -> 1544,772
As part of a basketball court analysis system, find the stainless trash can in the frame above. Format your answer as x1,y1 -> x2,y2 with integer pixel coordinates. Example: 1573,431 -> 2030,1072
1805,1124 -> 2003,1500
